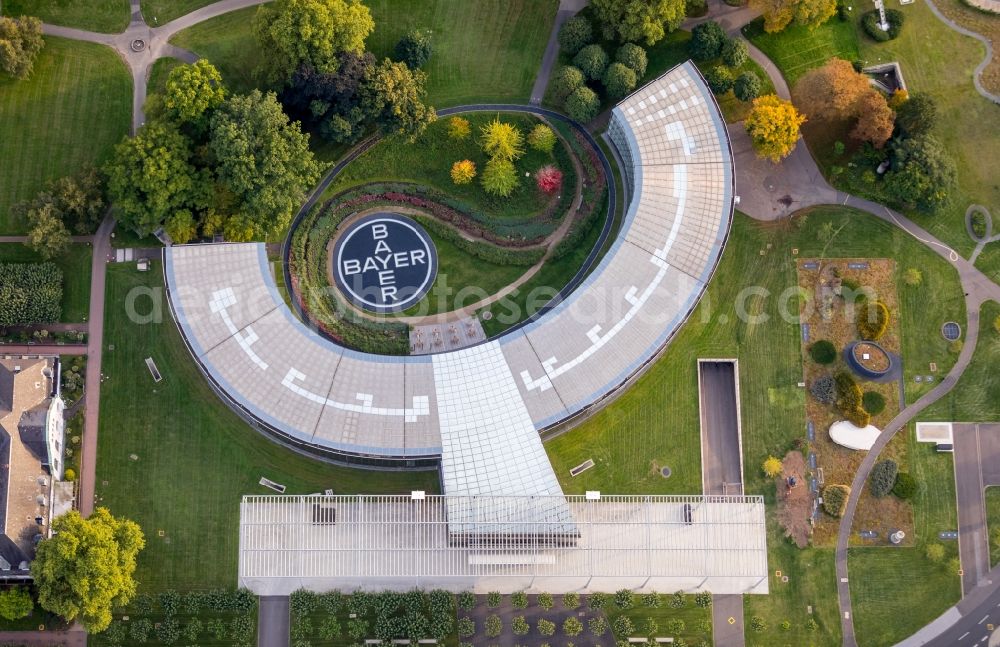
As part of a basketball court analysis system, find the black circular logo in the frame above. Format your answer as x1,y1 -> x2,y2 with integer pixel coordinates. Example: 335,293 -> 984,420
332,213 -> 438,313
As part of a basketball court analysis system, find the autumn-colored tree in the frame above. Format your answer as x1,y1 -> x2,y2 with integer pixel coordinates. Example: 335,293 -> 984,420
481,158 -> 519,197
447,116 -> 471,140
795,58 -> 871,121
450,159 -> 476,185
751,0 -> 836,33
744,95 -> 806,163
888,88 -> 909,110
762,456 -> 783,478
536,165 -> 563,194
851,90 -> 895,148
480,117 -> 525,162
527,124 -> 557,154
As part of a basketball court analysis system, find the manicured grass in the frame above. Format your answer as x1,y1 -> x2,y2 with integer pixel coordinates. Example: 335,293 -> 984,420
96,263 -> 439,591
976,242 -> 1000,285
3,0 -> 129,33
324,112 -> 567,228
170,0 -> 557,105
147,56 -> 183,97
743,16 -> 860,84
141,0 -> 214,25
545,206 -> 965,646
605,596 -> 713,645
921,300 -> 1000,422
0,37 -> 131,233
848,430 -> 960,646
987,486 -> 1000,567
0,243 -> 92,322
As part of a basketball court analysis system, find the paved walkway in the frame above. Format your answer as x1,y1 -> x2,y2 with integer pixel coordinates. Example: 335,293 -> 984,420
0,629 -> 85,646
0,236 -> 93,243
529,0 -> 589,105
258,597 -> 290,647
0,344 -> 87,356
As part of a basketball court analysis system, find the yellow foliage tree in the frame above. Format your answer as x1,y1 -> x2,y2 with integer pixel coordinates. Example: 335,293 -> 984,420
750,0 -> 836,32
762,456 -> 783,478
447,116 -> 471,140
888,88 -> 909,110
745,95 -> 806,163
450,159 -> 476,185
480,117 -> 525,162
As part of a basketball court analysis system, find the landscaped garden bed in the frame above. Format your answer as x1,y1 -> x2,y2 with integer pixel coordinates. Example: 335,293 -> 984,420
849,341 -> 891,376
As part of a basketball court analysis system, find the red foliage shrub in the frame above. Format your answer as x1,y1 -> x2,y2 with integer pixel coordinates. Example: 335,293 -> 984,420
536,165 -> 563,194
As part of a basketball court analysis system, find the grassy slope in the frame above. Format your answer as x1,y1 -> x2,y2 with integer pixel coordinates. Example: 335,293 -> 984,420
141,0 -> 215,25
0,37 -> 131,233
170,0 -> 557,105
546,206 -> 965,646
743,17 -> 859,84
0,243 -> 92,322
988,486 -> 1000,567
3,0 -> 129,33
96,263 -> 439,592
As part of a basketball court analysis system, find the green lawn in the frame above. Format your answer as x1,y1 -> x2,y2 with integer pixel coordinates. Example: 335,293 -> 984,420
987,486 -> 1000,567
0,243 -> 92,322
545,206 -> 965,646
170,0 -> 557,106
921,300 -> 1000,422
0,37 -> 131,233
96,263 -> 439,592
2,0 -> 129,33
848,430 -> 960,646
742,16 -> 860,84
141,0 -> 214,25
605,596 -> 713,645
147,56 -> 183,97
976,242 -> 1000,285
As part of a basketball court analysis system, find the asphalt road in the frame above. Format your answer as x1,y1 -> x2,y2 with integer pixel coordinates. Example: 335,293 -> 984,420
258,597 -> 290,647
955,424 -> 992,594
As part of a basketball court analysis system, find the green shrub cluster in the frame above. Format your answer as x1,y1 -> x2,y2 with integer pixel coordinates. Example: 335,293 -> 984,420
835,372 -> 870,427
809,339 -> 837,364
0,263 -> 63,326
892,472 -> 917,499
822,484 -> 850,517
290,589 -> 454,644
862,390 -> 886,415
810,374 -> 836,404
857,300 -> 890,340
869,459 -> 899,498
862,9 -> 904,41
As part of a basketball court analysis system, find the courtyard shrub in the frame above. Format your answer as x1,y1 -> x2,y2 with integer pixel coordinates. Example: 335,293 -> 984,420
133,593 -> 154,615
0,262 -> 62,326
528,124 -> 557,154
604,62 -> 638,99
130,618 -> 153,643
538,618 -> 556,636
481,158 -> 519,197
614,588 -> 634,608
395,29 -> 433,69
722,38 -> 748,67
486,591 -> 502,608
616,43 -> 648,76
573,44 -> 610,81
512,591 -> 528,608
695,591 -> 712,608
643,617 -> 659,635
822,484 -> 850,517
552,65 -> 585,100
565,86 -> 601,123
665,618 -> 685,634
590,617 -> 608,636
347,618 -> 368,640
458,617 -> 475,638
159,590 -> 181,616
668,591 -> 685,608
63,468 -> 76,481
869,459 -> 899,498
705,65 -> 733,94
806,617 -> 819,632
104,621 -> 128,645
156,617 -> 181,644
0,587 -> 32,620
857,300 -> 890,340
485,614 -> 502,637
893,472 -> 917,499
641,592 -> 661,608
781,619 -> 792,631
563,592 -> 580,609
810,374 -> 836,404
750,615 -> 767,632
450,160 -> 476,185
538,592 -> 554,610
972,210 -> 988,239
536,165 -> 564,194
687,0 -> 709,16
809,339 -> 837,364
447,116 -> 471,140
589,591 -> 610,609
689,21 -> 727,60
458,591 -> 475,610
862,9 -> 904,41
559,15 -> 594,55
904,268 -> 923,286
512,616 -> 529,635
862,390 -> 886,415
319,617 -> 341,640
564,616 -> 584,636
612,615 -> 634,636
762,455 -> 783,478
926,542 -> 945,562
733,71 -> 762,102
835,372 -> 864,415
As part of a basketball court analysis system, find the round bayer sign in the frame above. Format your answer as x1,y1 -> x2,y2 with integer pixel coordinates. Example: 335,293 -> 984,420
332,213 -> 438,313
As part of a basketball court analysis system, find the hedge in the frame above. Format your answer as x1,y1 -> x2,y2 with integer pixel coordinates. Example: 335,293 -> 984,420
809,339 -> 837,364
0,263 -> 63,326
862,390 -> 886,415
892,472 -> 917,499
822,484 -> 850,517
869,459 -> 899,498
857,300 -> 890,340
862,9 -> 904,41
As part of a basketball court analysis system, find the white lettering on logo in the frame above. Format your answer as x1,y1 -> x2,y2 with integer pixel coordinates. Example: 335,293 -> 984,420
378,270 -> 396,285
371,223 -> 388,240
374,239 -> 391,254
381,285 -> 398,302
342,259 -> 361,275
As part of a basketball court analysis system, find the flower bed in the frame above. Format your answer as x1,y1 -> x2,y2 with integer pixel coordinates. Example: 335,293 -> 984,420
851,341 -> 891,375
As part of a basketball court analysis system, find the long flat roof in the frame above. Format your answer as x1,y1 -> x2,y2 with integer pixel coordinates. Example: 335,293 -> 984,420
238,494 -> 768,595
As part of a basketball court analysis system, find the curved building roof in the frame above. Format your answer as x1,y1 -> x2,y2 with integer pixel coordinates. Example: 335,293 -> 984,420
164,61 -> 734,497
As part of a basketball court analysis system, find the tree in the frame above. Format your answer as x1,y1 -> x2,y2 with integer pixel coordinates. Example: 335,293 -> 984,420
616,43 -> 648,76
895,93 -> 938,138
603,61 -> 638,99
0,16 -> 44,80
51,168 -> 106,234
552,65 -> 585,100
904,268 -> 923,286
480,117 -> 525,161
481,158 -> 519,197
591,0 -> 686,46
795,58 -> 872,121
762,455 -> 783,478
252,0 -> 374,82
688,21 -> 727,60
25,201 -> 72,259
0,588 -> 33,621
704,65 -> 733,94
447,116 -> 471,140
395,29 -> 432,69
884,135 -> 956,212
851,90 -> 895,148
164,59 -> 227,128
536,166 -> 563,194
733,71 -> 763,102
745,95 -> 805,162
280,51 -> 374,130
565,86 -> 600,123
165,209 -> 198,244
527,124 -> 557,153
105,122 -> 201,236
722,38 -> 749,67
573,44 -> 609,81
559,15 -> 594,54
362,58 -> 437,141
210,90 -> 322,239
750,0 -> 836,32
451,160 -> 476,184
34,508 -> 144,632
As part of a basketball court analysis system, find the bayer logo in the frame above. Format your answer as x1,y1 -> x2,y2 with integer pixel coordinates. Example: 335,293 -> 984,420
332,213 -> 438,313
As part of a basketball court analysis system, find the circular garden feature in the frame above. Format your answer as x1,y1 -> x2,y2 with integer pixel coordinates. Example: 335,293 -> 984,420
941,321 -> 961,342
847,340 -> 892,379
